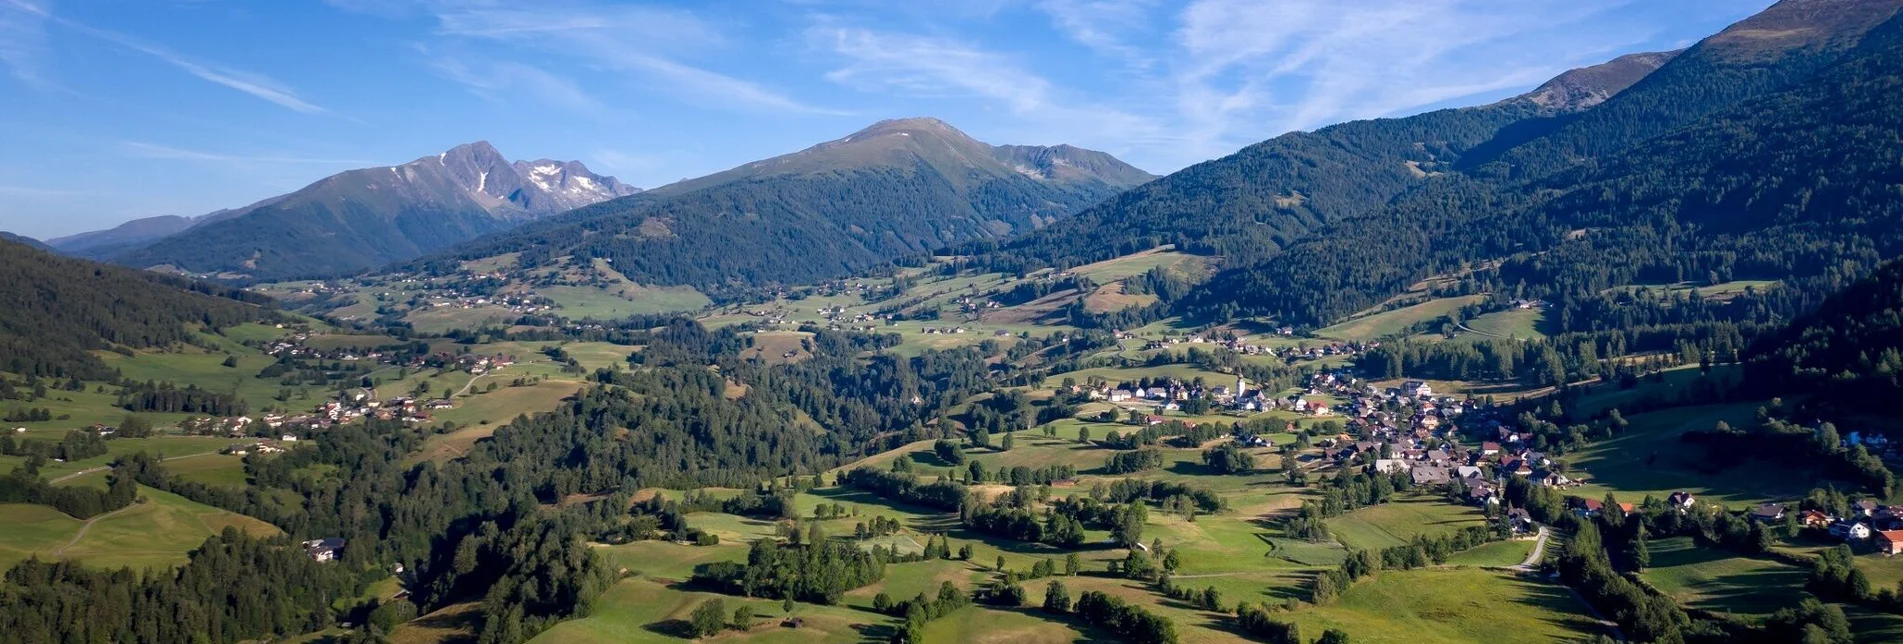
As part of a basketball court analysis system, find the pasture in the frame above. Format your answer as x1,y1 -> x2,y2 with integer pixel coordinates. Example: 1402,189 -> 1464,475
0,485 -> 279,572
1315,296 -> 1485,342
1563,402 -> 1817,509
1324,498 -> 1489,552
1641,536 -> 1808,615
1286,568 -> 1605,643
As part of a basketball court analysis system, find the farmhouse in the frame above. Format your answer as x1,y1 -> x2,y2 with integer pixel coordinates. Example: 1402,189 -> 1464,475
303,538 -> 346,562
1830,521 -> 1873,541
1879,530 -> 1903,556
1750,503 -> 1787,523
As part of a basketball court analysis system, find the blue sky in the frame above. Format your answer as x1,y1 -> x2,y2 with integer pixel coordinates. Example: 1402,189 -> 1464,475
0,0 -> 1774,239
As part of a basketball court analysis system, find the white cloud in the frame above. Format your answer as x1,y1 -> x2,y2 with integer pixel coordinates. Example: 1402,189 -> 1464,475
11,0 -> 327,113
1035,0 -> 1159,70
365,0 -> 846,115
426,52 -> 605,114
814,25 -> 1168,153
1162,0 -> 1652,160
121,141 -> 373,165
0,0 -> 53,86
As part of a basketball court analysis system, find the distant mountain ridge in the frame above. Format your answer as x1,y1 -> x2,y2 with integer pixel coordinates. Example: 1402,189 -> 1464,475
85,142 -> 637,280
425,118 -> 1154,294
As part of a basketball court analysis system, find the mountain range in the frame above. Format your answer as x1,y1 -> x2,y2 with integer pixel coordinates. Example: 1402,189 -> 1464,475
44,142 -> 638,280
419,118 -> 1155,293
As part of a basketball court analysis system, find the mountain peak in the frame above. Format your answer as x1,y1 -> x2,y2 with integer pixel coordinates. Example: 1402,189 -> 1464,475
1514,49 -> 1683,110
851,117 -> 962,137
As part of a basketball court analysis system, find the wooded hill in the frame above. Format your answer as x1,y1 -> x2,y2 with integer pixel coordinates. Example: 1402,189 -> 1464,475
0,238 -> 274,380
961,0 -> 1903,339
1746,260 -> 1903,416
417,118 -> 1154,296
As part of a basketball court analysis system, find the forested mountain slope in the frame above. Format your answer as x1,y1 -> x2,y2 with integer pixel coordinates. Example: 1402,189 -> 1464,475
954,49 -> 1679,275
1176,0 -> 1903,328
1746,260 -> 1903,414
0,238 -> 274,380
105,142 -> 637,281
421,118 -> 1154,295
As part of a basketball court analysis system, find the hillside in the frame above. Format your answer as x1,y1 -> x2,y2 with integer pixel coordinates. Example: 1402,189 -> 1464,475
422,118 -> 1154,295
0,238 -> 273,380
98,142 -> 637,281
0,232 -> 51,252
954,48 -> 1680,276
1154,0 -> 1903,329
1746,260 -> 1903,414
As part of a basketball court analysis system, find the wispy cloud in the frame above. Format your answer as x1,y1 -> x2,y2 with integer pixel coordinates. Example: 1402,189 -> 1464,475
1035,0 -> 1160,71
121,141 -> 373,165
349,0 -> 846,115
814,25 -> 1166,150
0,0 -> 51,84
9,0 -> 327,113
425,50 -> 605,114
1164,0 -> 1646,158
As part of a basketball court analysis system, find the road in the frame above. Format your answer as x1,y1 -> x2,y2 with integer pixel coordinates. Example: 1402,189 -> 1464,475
1514,526 -> 1551,570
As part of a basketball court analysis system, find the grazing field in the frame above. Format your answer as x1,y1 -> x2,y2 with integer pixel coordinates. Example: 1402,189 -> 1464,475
1316,296 -> 1485,342
1568,364 -> 1743,417
1642,536 -> 1807,615
1441,539 -> 1537,568
1287,568 -> 1605,643
1563,402 -> 1817,509
1459,308 -> 1551,340
0,485 -> 279,572
527,577 -> 879,644
1069,248 -> 1204,284
539,285 -> 711,320
432,380 -> 582,427
561,342 -> 640,371
919,606 -> 1086,644
0,435 -> 237,480
99,343 -> 328,412
1325,498 -> 1489,552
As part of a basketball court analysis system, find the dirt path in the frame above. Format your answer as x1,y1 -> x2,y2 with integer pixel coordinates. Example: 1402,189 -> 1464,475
46,450 -> 220,485
51,503 -> 137,557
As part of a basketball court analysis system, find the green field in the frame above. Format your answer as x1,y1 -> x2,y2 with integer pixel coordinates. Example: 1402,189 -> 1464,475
1642,536 -> 1808,615
540,285 -> 712,320
0,435 -> 237,480
1316,296 -> 1485,342
1460,308 -> 1552,340
1440,539 -> 1537,568
1563,402 -> 1820,509
528,577 -> 881,644
1287,568 -> 1605,643
0,485 -> 279,571
1568,364 -> 1743,417
1325,498 -> 1489,552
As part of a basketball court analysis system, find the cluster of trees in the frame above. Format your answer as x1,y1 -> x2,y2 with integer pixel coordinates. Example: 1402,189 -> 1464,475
1745,260 -> 1903,416
1312,524 -> 1505,604
117,381 -> 248,416
1681,414 -> 1894,498
838,467 -> 967,511
0,530 -> 362,643
0,429 -> 109,462
691,539 -> 886,605
0,466 -> 138,519
1103,448 -> 1165,474
961,494 -> 1088,547
878,581 -> 972,643
1201,443 -> 1255,474
1068,590 -> 1180,644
